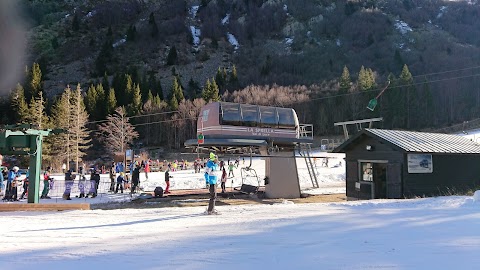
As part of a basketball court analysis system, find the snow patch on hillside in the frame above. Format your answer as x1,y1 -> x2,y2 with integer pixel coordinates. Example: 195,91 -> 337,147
395,20 -> 412,35
189,5 -> 199,18
190,26 -> 201,47
437,6 -> 447,18
227,33 -> 239,50
113,37 -> 126,48
285,37 -> 294,46
221,13 -> 230,25
86,10 -> 96,18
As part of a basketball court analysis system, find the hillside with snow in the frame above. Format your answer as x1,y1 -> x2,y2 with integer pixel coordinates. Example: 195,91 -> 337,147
17,0 -> 480,95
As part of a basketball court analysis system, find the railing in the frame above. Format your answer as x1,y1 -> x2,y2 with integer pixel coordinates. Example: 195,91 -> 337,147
298,124 -> 314,139
1,176 -> 138,203
320,138 -> 345,151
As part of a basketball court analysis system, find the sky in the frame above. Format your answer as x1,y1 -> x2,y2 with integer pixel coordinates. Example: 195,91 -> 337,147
3,151 -> 480,269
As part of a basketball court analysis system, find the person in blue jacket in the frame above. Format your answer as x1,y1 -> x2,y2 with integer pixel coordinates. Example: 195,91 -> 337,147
204,153 -> 220,215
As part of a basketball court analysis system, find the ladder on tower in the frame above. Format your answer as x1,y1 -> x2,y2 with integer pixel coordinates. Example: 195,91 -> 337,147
298,144 -> 319,188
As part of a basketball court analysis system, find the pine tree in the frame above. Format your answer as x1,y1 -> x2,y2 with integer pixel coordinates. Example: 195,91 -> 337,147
125,74 -> 134,101
95,83 -> 106,119
153,94 -> 161,108
26,62 -> 42,102
172,77 -> 184,102
399,64 -> 413,85
106,88 -> 117,115
69,84 -> 91,171
130,83 -> 142,116
85,84 -> 98,119
72,13 -> 80,31
49,86 -> 72,167
367,68 -> 376,90
107,26 -> 113,37
215,67 -> 225,91
10,83 -> 29,123
358,66 -> 369,91
202,78 -> 212,102
169,94 -> 179,110
339,66 -> 351,94
399,64 -> 416,128
210,78 -> 220,101
230,65 -> 238,82
149,12 -> 159,38
167,46 -> 178,65
187,77 -> 200,99
147,90 -> 154,103
51,37 -> 59,49
102,72 -> 110,90
26,91 -> 48,129
126,24 -> 136,42
148,72 -> 158,96
95,40 -> 113,76
97,106 -> 139,158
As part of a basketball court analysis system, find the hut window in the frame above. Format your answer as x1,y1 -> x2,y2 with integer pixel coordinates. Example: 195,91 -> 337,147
361,162 -> 373,181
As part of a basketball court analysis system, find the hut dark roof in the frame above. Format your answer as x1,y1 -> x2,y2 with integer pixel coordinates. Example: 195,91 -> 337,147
334,129 -> 480,154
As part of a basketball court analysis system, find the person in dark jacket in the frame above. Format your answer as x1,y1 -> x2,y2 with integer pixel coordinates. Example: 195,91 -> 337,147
131,165 -> 140,194
63,169 -> 76,200
115,172 -> 125,193
19,169 -> 29,200
109,162 -> 116,192
164,170 -> 172,194
3,166 -> 20,201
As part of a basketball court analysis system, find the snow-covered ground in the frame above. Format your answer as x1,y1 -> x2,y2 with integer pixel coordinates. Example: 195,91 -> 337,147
3,193 -> 480,269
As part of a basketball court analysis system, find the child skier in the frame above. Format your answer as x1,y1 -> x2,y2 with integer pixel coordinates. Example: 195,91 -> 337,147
115,172 -> 125,193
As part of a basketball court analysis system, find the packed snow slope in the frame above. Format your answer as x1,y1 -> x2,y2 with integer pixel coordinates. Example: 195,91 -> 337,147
2,195 -> 480,269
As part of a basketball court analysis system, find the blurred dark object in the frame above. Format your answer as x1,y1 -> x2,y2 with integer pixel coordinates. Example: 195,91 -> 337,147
0,0 -> 26,95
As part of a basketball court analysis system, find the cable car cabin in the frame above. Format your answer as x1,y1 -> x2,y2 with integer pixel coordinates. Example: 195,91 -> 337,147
197,102 -> 313,144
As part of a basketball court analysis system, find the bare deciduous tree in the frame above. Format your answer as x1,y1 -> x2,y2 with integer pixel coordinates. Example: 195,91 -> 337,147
97,106 -> 139,163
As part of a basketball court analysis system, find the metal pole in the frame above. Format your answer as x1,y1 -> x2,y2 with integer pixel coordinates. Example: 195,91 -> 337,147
27,135 -> 42,203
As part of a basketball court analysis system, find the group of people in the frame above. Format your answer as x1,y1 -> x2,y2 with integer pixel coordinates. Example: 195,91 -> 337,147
1,166 -> 22,202
108,161 -> 146,195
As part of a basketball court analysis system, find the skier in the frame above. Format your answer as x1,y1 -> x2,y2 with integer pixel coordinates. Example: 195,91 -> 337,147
164,170 -> 172,194
144,160 -> 150,180
3,166 -> 20,201
78,174 -> 86,198
131,165 -> 140,194
228,162 -> 235,177
41,167 -> 52,199
19,169 -> 29,200
204,153 -> 220,215
115,172 -> 125,193
86,170 -> 100,198
221,167 -> 227,194
109,162 -> 115,192
62,169 -> 75,200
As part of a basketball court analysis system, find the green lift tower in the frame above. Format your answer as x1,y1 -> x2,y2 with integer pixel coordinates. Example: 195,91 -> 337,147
0,124 -> 62,204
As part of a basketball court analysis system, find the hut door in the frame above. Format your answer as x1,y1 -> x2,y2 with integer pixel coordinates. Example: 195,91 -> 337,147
373,163 -> 387,199
387,163 -> 402,198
